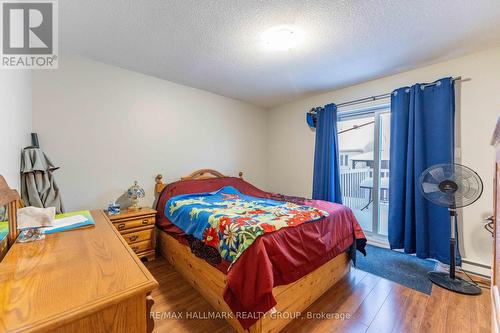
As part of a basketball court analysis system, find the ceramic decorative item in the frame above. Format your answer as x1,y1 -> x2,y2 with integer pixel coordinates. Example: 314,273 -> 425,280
127,181 -> 145,211
107,202 -> 121,215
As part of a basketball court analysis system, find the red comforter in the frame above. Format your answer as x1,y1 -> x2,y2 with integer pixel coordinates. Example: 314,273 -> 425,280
156,177 -> 366,329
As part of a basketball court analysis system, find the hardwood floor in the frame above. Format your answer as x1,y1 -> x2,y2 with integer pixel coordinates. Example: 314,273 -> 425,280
145,257 -> 491,333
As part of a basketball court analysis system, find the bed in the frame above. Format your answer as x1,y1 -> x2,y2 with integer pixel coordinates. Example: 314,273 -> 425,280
154,169 -> 366,333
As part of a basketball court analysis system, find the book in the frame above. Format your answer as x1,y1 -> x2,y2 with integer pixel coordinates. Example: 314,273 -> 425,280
42,210 -> 95,234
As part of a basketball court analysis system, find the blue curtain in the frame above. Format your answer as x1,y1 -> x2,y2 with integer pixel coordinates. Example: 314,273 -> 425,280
312,103 -> 342,203
388,77 -> 458,265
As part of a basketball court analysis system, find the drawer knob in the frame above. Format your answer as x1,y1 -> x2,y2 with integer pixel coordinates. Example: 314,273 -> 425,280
142,219 -> 149,225
129,235 -> 139,242
131,246 -> 139,252
118,223 -> 125,230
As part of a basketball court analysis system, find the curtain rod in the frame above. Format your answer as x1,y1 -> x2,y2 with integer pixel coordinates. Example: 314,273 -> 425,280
309,76 -> 464,113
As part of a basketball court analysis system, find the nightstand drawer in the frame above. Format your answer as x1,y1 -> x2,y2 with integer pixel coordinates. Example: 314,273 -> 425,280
107,208 -> 157,262
122,228 -> 153,244
113,216 -> 155,232
129,240 -> 153,254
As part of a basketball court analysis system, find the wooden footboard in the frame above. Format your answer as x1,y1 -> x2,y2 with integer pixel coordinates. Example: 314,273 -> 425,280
157,228 -> 350,333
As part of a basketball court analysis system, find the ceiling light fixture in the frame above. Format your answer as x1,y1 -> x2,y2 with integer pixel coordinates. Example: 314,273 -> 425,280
262,25 -> 304,51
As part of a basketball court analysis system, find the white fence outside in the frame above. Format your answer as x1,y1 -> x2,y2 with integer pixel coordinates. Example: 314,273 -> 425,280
340,168 -> 370,209
340,168 -> 389,210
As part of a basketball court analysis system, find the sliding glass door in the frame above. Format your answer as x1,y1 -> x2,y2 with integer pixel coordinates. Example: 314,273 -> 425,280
377,113 -> 390,236
338,107 -> 390,240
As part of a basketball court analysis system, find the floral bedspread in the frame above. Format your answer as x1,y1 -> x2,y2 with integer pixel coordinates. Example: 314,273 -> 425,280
165,186 -> 328,265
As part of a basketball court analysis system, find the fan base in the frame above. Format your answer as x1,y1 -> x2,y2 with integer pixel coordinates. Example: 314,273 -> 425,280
428,271 -> 481,295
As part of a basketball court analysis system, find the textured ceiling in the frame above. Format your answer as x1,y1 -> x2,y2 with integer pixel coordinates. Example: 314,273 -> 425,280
60,0 -> 500,108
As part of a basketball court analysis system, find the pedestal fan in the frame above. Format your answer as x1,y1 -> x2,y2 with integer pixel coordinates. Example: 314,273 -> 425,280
419,163 -> 483,295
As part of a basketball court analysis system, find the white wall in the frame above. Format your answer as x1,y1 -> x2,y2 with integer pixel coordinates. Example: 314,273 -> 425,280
0,71 -> 32,190
31,49 -> 500,271
32,56 -> 267,211
267,47 -> 500,271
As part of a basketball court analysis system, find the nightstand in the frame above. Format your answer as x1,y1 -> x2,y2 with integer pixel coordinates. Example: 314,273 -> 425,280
107,207 -> 156,261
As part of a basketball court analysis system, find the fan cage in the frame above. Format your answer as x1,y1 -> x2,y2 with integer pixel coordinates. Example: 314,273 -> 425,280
419,163 -> 483,209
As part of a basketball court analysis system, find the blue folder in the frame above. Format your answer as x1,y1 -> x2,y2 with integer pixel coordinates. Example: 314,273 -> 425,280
43,210 -> 95,234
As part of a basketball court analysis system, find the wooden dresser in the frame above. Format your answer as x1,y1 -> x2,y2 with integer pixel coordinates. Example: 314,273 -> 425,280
0,210 -> 158,333
108,208 -> 156,261
492,117 -> 500,332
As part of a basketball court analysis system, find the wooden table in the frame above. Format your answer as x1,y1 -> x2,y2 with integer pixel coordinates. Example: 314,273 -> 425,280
0,210 -> 158,333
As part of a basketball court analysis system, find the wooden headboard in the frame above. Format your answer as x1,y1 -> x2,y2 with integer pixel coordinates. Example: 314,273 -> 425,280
154,169 -> 243,195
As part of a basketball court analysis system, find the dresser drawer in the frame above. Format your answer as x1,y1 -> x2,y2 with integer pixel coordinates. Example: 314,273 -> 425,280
113,216 -> 155,232
122,228 -> 154,244
129,240 -> 153,254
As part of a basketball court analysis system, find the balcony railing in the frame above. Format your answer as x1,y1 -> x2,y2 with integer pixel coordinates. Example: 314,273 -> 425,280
341,168 -> 370,209
340,168 -> 389,209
